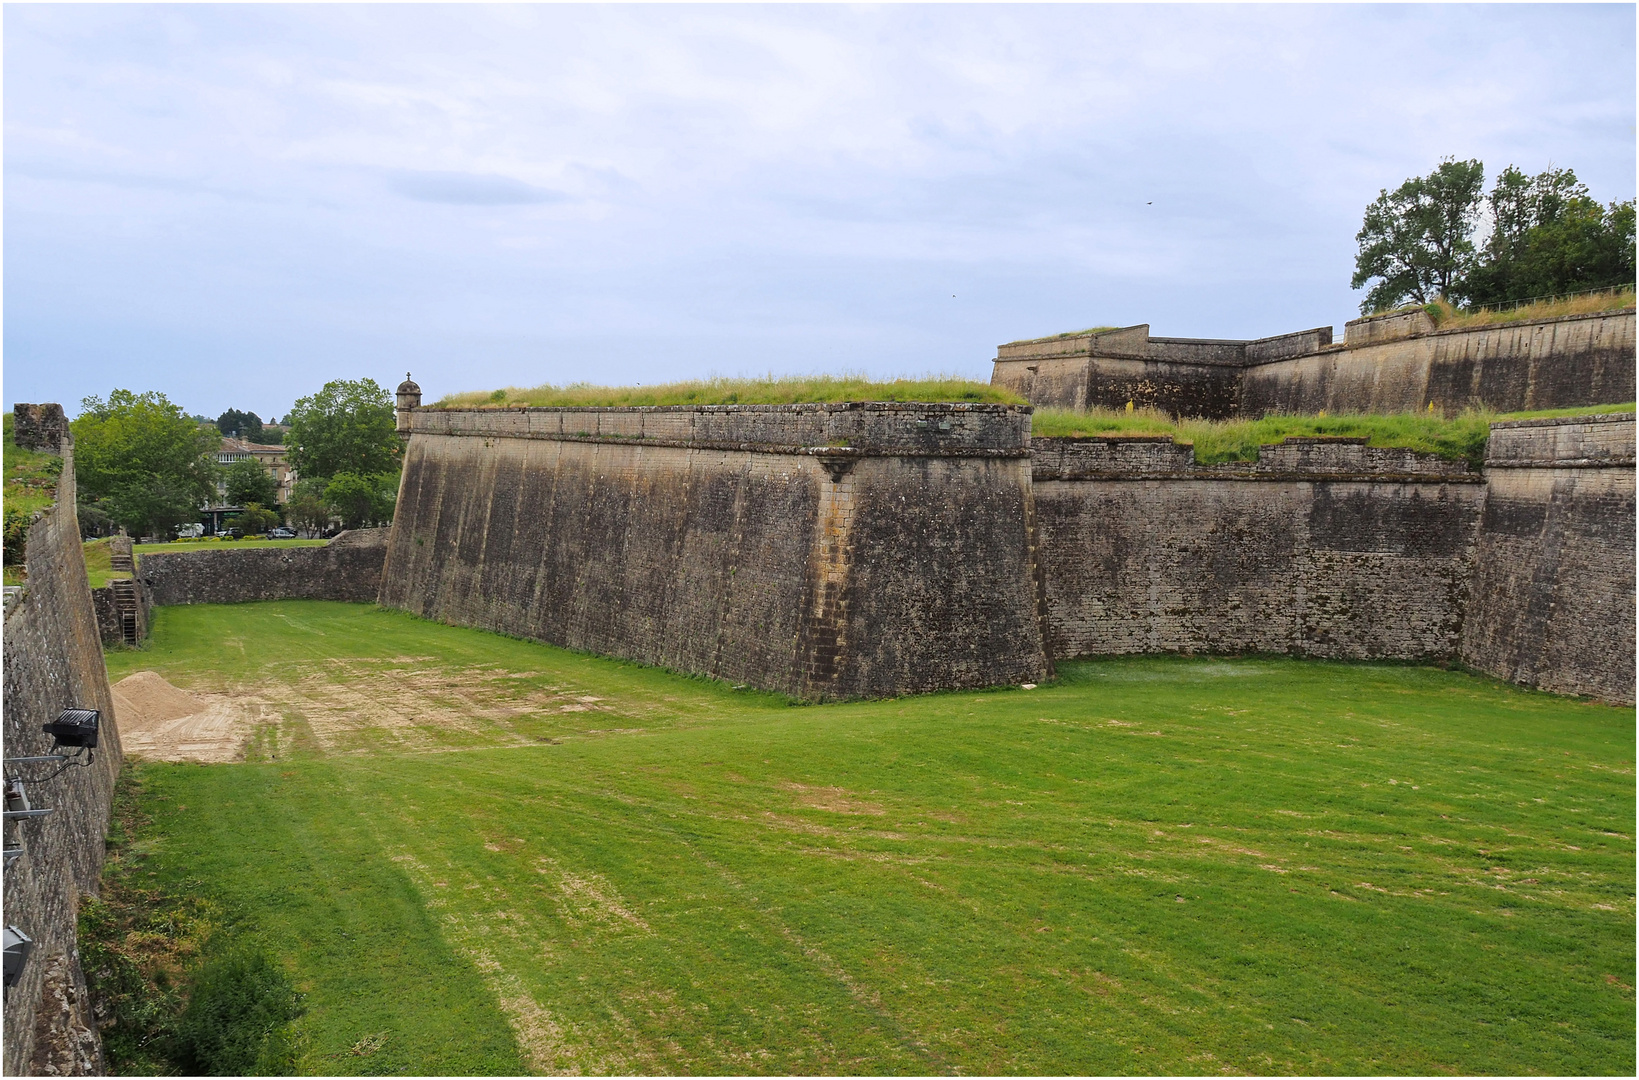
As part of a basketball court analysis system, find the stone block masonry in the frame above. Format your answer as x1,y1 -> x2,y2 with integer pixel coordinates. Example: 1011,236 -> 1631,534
139,528 -> 388,606
3,440 -> 123,1075
379,403 -> 1051,700
995,309 -> 1635,418
1032,437 -> 1486,662
1461,415 -> 1635,705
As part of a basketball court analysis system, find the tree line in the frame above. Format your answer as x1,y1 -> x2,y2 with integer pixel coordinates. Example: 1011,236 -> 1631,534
73,378 -> 403,540
1352,158 -> 1634,314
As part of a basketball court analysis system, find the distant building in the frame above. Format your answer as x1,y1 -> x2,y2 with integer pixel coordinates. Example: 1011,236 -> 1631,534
215,437 -> 296,504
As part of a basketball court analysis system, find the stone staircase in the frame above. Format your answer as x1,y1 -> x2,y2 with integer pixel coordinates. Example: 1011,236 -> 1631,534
109,578 -> 140,646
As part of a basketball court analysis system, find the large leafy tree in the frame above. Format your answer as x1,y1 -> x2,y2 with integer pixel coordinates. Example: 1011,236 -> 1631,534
284,379 -> 400,483
72,390 -> 220,537
1457,166 -> 1636,306
223,457 -> 280,508
216,408 -> 265,442
1351,158 -> 1487,313
322,472 -> 398,530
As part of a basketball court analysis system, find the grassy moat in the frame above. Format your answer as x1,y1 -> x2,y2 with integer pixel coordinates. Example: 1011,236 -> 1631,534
90,601 -> 1634,1075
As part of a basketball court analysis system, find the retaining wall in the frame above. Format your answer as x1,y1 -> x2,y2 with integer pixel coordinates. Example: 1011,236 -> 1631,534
2,442 -> 122,1075
1460,415 -> 1636,704
380,404 -> 1051,700
1031,437 -> 1486,661
995,309 -> 1636,419
138,530 -> 388,606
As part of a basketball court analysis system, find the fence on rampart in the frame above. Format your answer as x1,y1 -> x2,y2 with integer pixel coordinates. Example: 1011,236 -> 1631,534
995,308 -> 1636,419
2,439 -> 122,1075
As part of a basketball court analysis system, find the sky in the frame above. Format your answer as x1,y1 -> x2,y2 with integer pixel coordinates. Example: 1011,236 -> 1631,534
4,3 -> 1634,420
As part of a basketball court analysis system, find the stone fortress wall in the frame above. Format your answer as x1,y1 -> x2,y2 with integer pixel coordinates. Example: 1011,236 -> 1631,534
1031,437 -> 1487,663
380,403 -> 1052,701
3,439 -> 122,1076
1459,414 -> 1635,701
993,307 -> 1636,418
137,528 -> 388,607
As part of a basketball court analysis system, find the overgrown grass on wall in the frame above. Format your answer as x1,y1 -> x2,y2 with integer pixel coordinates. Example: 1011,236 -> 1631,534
1426,287 -> 1636,330
1032,403 -> 1637,468
4,411 -> 64,583
434,373 -> 1024,409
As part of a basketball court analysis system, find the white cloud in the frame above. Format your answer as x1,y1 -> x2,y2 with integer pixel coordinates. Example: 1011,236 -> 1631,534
3,3 -> 1633,413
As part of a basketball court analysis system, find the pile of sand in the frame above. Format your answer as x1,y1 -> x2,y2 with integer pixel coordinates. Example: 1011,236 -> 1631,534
111,671 -> 260,763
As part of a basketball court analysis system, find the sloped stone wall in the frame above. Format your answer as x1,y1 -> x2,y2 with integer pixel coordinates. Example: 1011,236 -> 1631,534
1460,415 -> 1636,704
1032,437 -> 1486,661
996,309 -> 1636,419
2,442 -> 123,1076
380,404 -> 1050,700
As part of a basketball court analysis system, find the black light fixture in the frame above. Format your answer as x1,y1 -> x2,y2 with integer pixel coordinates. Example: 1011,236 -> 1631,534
3,926 -> 32,989
42,709 -> 99,750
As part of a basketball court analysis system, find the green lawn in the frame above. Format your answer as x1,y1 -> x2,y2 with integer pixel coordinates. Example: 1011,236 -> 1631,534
134,538 -> 329,555
101,602 -> 1635,1075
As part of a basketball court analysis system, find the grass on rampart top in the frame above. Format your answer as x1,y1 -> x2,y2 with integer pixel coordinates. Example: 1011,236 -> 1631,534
1032,402 -> 1637,468
1425,287 -> 1636,330
83,538 -> 129,590
436,373 -> 1023,409
4,411 -> 65,584
93,601 -> 1635,1076
134,538 -> 329,555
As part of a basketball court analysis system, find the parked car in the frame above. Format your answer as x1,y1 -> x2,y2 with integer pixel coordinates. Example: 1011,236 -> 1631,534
268,527 -> 297,539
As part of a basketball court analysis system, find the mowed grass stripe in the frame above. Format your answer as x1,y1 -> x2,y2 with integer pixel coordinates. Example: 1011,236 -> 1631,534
106,602 -> 1634,1075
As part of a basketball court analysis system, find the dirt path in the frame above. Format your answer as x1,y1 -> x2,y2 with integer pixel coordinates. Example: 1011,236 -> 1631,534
110,671 -> 267,763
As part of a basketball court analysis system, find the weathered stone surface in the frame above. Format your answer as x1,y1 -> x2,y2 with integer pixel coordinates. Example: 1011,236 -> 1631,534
1032,438 -> 1485,661
1461,415 -> 1636,704
11,404 -> 70,453
996,309 -> 1636,418
139,529 -> 388,606
3,441 -> 122,1076
379,404 -> 1050,700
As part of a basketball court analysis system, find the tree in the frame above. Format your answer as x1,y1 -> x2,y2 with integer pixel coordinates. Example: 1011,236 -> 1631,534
1351,158 -> 1487,313
71,390 -> 220,538
225,503 -> 280,536
216,408 -> 265,442
323,472 -> 398,530
1458,165 -> 1636,306
284,379 -> 400,483
223,458 -> 279,508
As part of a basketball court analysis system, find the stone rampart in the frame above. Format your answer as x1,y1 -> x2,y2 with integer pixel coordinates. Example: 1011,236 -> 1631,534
994,309 -> 1636,418
1032,436 -> 1486,661
139,529 -> 389,607
380,404 -> 1050,700
3,441 -> 123,1075
1460,414 -> 1636,704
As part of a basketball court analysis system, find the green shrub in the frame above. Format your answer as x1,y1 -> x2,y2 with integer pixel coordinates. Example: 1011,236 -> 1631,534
171,948 -> 303,1076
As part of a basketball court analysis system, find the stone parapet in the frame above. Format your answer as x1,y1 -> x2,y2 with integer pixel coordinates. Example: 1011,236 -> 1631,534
140,529 -> 388,606
1482,413 -> 1636,468
409,402 -> 1032,456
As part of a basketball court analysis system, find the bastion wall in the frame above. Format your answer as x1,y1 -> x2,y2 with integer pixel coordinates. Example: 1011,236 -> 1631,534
994,308 -> 1636,419
1459,415 -> 1636,702
1031,437 -> 1486,662
2,442 -> 122,1076
378,404 -> 1052,700
1031,415 -> 1635,705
